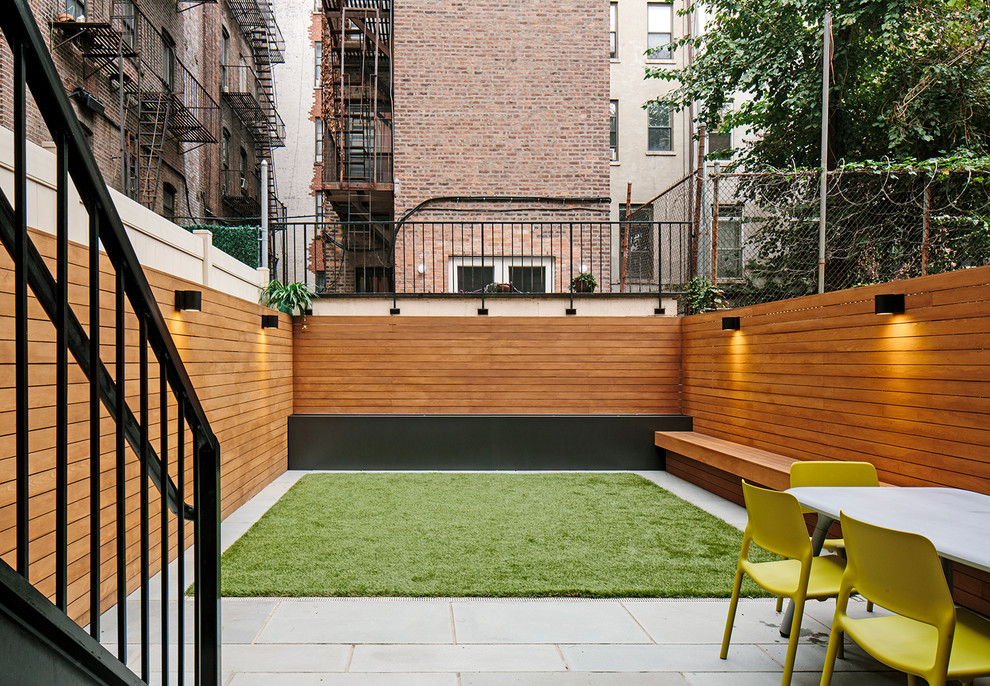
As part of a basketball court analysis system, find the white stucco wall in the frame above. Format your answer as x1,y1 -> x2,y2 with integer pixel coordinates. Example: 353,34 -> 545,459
0,127 -> 264,302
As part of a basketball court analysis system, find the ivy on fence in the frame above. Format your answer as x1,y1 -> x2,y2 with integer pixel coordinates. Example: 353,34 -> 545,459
182,224 -> 261,269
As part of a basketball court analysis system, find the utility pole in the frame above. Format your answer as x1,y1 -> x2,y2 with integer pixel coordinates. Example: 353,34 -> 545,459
261,158 -> 269,273
818,12 -> 831,294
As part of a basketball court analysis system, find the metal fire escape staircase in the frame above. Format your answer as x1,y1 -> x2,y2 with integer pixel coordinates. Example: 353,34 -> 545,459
51,1 -> 220,212
226,0 -> 286,231
320,0 -> 393,291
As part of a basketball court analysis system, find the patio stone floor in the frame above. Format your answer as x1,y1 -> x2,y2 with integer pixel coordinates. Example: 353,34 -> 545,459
103,470 -> 990,685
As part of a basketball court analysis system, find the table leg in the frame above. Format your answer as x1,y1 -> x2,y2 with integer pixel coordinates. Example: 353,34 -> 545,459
941,557 -> 954,591
780,514 -> 834,638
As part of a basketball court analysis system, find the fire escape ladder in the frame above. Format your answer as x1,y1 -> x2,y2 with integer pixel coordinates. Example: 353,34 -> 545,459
137,91 -> 171,210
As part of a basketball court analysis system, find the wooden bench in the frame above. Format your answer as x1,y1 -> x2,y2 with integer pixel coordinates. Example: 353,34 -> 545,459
655,430 -> 799,497
655,431 -> 891,505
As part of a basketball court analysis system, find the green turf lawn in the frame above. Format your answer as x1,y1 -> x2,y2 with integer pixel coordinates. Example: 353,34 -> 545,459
220,472 -> 772,597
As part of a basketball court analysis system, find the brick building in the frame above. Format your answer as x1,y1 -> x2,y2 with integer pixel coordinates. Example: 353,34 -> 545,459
0,0 -> 285,229
300,0 -> 611,294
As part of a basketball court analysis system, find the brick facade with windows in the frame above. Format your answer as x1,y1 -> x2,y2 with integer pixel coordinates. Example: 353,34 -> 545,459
0,0 -> 281,226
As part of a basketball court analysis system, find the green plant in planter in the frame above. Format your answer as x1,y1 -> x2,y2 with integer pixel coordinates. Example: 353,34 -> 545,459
570,272 -> 598,292
686,276 -> 728,314
260,280 -> 315,328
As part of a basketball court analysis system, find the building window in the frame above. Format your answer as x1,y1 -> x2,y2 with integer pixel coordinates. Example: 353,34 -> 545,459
609,100 -> 618,161
239,148 -> 248,190
647,103 -> 672,152
456,266 -> 495,293
449,256 -> 554,293
65,0 -> 86,20
162,31 -> 176,90
508,266 -> 546,293
708,130 -> 732,159
118,1 -> 136,49
619,204 -> 655,281
716,204 -> 744,280
221,129 -> 230,194
162,183 -> 176,221
647,2 -> 673,60
315,117 -> 323,164
315,190 -> 324,223
609,2 -> 618,59
221,27 -> 229,91
314,41 -> 322,88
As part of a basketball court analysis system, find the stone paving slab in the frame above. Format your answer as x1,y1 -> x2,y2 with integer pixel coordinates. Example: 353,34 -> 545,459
559,643 -> 781,673
257,599 -> 454,644
454,601 -> 652,644
348,644 -> 566,673
462,673 -> 689,685
227,673 -> 458,685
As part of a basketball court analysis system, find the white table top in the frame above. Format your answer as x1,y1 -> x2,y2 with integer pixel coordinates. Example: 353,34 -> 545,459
786,486 -> 990,574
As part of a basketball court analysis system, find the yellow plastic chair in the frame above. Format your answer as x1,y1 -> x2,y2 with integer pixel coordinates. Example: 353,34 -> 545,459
721,481 -> 846,686
782,461 -> 879,612
789,460 -> 879,554
820,513 -> 990,686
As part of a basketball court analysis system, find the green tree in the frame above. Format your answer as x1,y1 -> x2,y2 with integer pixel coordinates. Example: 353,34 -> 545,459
650,0 -> 990,168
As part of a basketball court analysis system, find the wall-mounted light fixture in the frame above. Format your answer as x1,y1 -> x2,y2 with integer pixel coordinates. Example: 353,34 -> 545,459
722,316 -> 741,331
874,293 -> 905,315
261,314 -> 279,329
174,290 -> 202,311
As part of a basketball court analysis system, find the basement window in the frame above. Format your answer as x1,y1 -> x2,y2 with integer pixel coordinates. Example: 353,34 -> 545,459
449,256 -> 554,293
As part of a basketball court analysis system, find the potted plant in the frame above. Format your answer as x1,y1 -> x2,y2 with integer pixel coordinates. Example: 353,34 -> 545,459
570,272 -> 598,293
260,280 -> 315,329
485,282 -> 513,293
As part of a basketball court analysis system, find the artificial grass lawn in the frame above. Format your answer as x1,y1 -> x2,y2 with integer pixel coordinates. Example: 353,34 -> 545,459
220,473 -> 772,597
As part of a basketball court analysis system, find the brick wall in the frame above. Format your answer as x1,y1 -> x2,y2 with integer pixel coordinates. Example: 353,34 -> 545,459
0,0 -> 270,225
392,0 -> 609,218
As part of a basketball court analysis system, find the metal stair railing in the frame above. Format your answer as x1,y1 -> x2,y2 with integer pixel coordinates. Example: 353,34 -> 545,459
1,1 -> 221,684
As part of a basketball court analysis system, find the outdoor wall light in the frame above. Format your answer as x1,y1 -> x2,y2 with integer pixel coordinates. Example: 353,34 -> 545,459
874,293 -> 905,315
174,290 -> 202,311
722,316 -> 741,330
261,314 -> 279,329
416,263 -> 425,274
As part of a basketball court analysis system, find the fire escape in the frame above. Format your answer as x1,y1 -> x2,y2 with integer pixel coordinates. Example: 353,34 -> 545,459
321,0 -> 393,222
225,0 -> 287,228
51,1 -> 220,212
319,0 -> 393,291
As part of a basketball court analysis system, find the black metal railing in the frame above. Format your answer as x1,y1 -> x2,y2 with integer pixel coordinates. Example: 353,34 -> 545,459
2,2 -> 220,685
273,220 -> 693,300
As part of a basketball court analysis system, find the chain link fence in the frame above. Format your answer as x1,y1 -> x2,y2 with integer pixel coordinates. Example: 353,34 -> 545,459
633,168 -> 990,311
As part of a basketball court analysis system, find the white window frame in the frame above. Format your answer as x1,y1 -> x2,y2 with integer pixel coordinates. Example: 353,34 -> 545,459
314,41 -> 322,88
315,117 -> 324,164
647,2 -> 673,61
448,256 -> 555,293
609,2 -> 618,60
716,203 -> 744,282
647,103 -> 673,152
610,100 -> 618,161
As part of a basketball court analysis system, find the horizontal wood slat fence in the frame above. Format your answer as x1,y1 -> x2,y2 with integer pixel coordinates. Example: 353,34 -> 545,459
678,264 -> 990,614
6,230 -> 990,618
0,229 -> 292,624
293,316 -> 682,414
